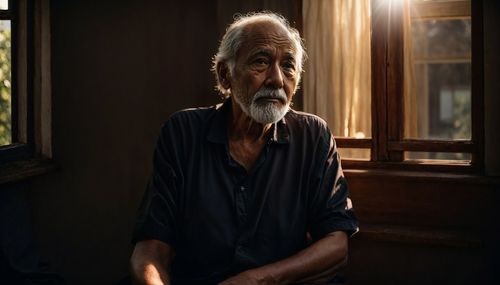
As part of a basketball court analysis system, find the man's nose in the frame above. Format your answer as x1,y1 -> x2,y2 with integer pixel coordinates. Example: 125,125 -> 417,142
265,62 -> 284,89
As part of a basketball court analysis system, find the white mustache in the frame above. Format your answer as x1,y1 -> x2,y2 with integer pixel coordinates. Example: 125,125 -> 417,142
253,88 -> 287,103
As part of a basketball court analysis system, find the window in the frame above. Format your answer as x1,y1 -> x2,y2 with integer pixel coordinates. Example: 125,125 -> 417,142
0,0 -> 52,167
405,1 -> 472,152
0,0 -> 32,163
0,0 -> 13,147
302,0 -> 482,172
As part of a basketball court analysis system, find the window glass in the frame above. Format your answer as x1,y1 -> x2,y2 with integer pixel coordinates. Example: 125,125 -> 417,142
0,0 -> 8,10
404,2 -> 471,140
338,148 -> 370,161
0,20 -> 11,146
405,151 -> 471,161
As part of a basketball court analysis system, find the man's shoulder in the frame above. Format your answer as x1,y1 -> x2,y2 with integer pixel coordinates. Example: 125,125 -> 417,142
167,105 -> 218,124
161,104 -> 222,129
285,109 -> 330,131
158,104 -> 222,140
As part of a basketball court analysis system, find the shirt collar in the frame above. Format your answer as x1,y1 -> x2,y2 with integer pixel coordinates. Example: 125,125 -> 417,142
206,98 -> 290,145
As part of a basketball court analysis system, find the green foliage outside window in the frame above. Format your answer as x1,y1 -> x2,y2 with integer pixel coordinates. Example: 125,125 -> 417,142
0,28 -> 11,146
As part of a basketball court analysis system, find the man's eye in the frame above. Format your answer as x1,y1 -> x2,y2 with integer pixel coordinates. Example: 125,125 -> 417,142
253,58 -> 269,66
282,62 -> 296,71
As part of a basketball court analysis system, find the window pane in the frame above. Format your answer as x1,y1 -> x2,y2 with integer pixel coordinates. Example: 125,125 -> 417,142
404,3 -> 471,140
0,20 -> 11,146
413,21 -> 471,58
338,148 -> 370,161
0,0 -> 8,10
405,151 -> 471,161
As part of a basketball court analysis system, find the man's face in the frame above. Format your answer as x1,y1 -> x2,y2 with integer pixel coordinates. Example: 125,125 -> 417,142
229,21 -> 300,124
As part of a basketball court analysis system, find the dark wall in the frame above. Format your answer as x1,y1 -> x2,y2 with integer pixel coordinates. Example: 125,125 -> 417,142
343,171 -> 499,285
30,1 -> 220,284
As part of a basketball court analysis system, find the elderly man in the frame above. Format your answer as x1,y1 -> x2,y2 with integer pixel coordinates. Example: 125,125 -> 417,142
130,12 -> 358,285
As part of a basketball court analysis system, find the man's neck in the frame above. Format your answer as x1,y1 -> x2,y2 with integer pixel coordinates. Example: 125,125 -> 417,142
228,100 -> 273,142
227,99 -> 272,171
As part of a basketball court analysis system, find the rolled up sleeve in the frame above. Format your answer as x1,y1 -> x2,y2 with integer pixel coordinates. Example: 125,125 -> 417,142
308,132 -> 359,240
132,120 -> 182,247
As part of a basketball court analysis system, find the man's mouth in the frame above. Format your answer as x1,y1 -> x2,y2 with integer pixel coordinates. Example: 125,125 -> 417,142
256,97 -> 284,104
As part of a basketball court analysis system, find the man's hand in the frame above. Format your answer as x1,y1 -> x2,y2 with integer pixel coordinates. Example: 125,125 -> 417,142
221,231 -> 348,285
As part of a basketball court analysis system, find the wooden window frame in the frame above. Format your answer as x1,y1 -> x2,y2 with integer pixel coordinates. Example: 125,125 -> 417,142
338,0 -> 483,174
0,0 -> 34,163
0,0 -> 53,182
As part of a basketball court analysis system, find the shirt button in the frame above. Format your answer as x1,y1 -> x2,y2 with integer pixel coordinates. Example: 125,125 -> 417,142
240,186 -> 246,192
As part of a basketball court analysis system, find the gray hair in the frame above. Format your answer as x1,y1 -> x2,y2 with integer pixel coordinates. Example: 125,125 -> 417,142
212,11 -> 306,96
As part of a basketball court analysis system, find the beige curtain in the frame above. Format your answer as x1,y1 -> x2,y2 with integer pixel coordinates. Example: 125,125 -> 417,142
302,0 -> 371,139
403,0 -> 418,138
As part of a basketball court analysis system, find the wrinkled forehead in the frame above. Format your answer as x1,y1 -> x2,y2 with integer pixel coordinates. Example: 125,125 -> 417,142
237,21 -> 299,58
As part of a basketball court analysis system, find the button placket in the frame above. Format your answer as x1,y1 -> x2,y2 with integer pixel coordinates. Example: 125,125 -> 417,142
235,184 -> 248,227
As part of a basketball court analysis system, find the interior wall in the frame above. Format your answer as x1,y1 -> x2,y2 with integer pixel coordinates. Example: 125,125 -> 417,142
29,0 -> 220,284
343,171 -> 499,285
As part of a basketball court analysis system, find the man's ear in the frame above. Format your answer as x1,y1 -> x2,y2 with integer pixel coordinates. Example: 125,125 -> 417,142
217,62 -> 231,90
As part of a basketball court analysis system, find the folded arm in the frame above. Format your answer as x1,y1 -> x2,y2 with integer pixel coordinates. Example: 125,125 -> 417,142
219,230 -> 348,285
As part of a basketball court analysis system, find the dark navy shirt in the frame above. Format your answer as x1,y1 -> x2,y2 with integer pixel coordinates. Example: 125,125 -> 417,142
133,99 -> 358,284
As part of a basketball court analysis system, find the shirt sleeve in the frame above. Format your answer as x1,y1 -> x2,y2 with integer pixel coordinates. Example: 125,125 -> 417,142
308,131 -> 359,240
132,118 -> 183,247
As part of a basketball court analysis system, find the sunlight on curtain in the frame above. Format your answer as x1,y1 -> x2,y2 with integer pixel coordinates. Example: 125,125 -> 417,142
403,0 -> 418,138
302,0 -> 371,159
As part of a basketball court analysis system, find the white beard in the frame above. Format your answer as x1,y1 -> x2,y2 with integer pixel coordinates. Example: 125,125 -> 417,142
232,87 -> 290,124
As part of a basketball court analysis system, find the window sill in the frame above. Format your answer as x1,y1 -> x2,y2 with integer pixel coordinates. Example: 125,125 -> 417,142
343,168 -> 500,184
342,159 -> 481,174
343,168 -> 499,229
0,158 -> 58,185
355,224 -> 482,248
